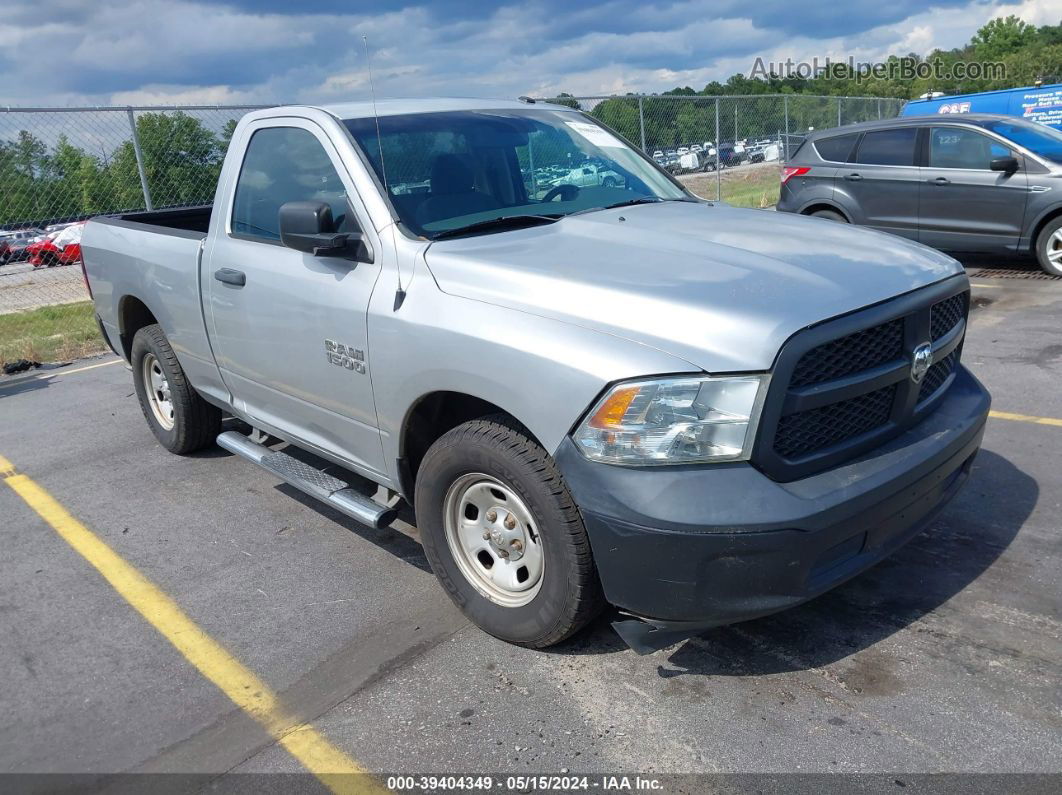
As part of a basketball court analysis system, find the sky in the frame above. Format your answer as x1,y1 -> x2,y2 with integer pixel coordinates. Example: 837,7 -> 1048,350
0,0 -> 1059,107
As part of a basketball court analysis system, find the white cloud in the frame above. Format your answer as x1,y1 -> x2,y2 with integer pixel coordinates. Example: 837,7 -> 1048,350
0,0 -> 1058,108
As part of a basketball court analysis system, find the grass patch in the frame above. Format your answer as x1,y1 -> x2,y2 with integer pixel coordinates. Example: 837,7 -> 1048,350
0,301 -> 107,366
679,163 -> 782,208
720,165 -> 782,208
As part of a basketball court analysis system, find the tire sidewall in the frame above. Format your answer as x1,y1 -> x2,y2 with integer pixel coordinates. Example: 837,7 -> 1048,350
1036,218 -> 1062,277
131,327 -> 182,451
416,430 -> 583,645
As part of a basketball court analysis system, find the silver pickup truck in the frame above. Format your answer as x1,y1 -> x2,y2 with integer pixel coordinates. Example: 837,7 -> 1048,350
83,98 -> 991,651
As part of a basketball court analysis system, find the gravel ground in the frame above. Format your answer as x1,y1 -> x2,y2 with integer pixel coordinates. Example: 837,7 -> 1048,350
0,260 -> 89,313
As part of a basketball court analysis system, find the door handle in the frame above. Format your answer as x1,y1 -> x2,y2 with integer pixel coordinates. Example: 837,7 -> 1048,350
214,268 -> 246,287
844,173 -> 863,181
929,177 -> 950,186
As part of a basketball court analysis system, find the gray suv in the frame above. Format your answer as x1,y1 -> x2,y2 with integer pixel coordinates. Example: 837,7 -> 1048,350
777,114 -> 1062,275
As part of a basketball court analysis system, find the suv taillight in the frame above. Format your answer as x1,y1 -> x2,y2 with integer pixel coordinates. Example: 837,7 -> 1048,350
781,166 -> 810,185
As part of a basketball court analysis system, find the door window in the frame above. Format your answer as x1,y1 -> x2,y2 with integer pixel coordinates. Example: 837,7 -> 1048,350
231,126 -> 353,241
929,127 -> 1012,170
852,128 -> 918,166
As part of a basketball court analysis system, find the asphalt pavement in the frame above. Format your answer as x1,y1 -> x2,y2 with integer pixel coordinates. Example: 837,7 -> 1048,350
1,267 -> 1059,791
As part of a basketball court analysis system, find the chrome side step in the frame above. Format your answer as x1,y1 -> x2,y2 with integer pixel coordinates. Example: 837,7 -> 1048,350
216,431 -> 397,529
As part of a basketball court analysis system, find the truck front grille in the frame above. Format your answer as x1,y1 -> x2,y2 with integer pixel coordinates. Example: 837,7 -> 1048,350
754,282 -> 969,482
773,384 -> 897,459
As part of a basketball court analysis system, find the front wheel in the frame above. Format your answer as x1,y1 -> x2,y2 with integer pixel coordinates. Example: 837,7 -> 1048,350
415,416 -> 604,648
131,324 -> 221,454
1035,216 -> 1062,276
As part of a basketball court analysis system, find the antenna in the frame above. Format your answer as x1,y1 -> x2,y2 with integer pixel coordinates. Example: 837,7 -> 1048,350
363,35 -> 406,310
363,36 -> 390,200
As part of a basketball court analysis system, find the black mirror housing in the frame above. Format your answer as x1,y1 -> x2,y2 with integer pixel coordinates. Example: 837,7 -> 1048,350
990,156 -> 1019,173
278,201 -> 372,262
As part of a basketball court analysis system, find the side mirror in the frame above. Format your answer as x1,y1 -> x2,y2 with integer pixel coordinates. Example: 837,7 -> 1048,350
990,156 -> 1019,173
278,201 -> 373,262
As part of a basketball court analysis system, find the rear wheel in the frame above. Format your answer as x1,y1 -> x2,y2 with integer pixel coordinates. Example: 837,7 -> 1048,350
810,208 -> 847,223
131,324 -> 221,454
415,416 -> 604,648
1035,217 -> 1062,277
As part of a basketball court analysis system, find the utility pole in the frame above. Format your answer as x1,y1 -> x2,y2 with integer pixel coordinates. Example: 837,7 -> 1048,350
127,108 -> 153,211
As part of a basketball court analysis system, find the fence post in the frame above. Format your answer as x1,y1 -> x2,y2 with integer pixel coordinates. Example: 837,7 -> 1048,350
783,95 -> 790,161
837,97 -> 842,127
715,98 -> 722,202
877,98 -> 882,119
127,108 -> 153,211
638,96 -> 646,152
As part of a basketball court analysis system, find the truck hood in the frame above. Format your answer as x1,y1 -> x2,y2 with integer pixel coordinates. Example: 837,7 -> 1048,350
423,202 -> 964,373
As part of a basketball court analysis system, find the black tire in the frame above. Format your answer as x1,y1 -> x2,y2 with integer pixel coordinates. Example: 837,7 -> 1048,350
810,208 -> 847,223
415,416 -> 605,648
131,324 -> 221,454
602,176 -> 617,188
1035,216 -> 1062,277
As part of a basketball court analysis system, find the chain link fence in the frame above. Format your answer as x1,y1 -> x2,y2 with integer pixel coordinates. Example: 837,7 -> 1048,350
0,95 -> 902,368
0,105 -> 267,368
538,94 -> 905,209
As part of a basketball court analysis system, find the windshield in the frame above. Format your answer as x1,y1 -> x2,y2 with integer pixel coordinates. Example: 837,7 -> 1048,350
982,118 -> 1062,165
343,109 -> 690,239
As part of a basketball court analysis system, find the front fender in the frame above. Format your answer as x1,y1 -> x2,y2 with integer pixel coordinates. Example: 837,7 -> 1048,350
368,277 -> 698,484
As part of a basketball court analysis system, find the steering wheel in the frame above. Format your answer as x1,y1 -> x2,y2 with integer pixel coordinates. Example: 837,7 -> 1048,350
541,183 -> 579,203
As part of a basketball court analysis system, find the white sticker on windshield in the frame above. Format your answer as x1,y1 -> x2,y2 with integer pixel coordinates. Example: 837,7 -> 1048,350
565,121 -> 625,149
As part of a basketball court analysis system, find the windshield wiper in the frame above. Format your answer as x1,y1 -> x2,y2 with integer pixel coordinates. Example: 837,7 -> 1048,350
431,214 -> 561,240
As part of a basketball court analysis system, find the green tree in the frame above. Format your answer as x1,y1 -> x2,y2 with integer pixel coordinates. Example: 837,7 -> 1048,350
589,97 -> 641,145
0,131 -> 49,223
971,15 -> 1038,60
131,112 -> 224,207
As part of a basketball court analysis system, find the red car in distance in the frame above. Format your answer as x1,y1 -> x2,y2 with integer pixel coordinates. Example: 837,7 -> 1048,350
28,222 -> 85,267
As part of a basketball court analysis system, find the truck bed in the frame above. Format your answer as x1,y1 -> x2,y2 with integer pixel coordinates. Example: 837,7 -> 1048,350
82,204 -> 224,404
106,205 -> 212,236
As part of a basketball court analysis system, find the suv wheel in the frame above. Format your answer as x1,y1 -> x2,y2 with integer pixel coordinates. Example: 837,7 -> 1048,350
1035,217 -> 1062,277
131,324 -> 221,454
415,416 -> 604,648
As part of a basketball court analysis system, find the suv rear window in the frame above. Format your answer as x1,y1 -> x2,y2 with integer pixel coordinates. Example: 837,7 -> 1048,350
853,128 -> 918,166
813,133 -> 858,163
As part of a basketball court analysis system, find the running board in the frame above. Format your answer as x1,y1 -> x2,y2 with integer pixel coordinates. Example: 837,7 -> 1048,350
216,431 -> 398,530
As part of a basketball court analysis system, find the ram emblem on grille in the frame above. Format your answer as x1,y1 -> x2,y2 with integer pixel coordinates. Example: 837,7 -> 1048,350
910,342 -> 933,384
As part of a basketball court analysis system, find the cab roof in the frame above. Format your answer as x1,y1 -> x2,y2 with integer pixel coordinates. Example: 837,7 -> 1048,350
315,97 -> 568,120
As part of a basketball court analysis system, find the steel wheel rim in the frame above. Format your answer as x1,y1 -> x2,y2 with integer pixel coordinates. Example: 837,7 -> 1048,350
142,353 -> 175,431
442,473 -> 544,607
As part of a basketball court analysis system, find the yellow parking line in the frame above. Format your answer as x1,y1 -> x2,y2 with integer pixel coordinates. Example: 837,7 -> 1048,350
970,282 -> 1004,289
0,452 -> 383,794
989,410 -> 1062,428
38,358 -> 123,379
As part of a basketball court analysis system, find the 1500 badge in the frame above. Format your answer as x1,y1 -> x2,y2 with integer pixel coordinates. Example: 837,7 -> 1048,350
325,340 -> 366,374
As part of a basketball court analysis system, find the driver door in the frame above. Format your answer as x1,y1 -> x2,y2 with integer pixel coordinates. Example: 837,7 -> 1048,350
203,119 -> 386,478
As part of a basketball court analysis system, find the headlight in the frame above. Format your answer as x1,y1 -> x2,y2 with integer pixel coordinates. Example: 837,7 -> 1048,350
573,375 -> 768,465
